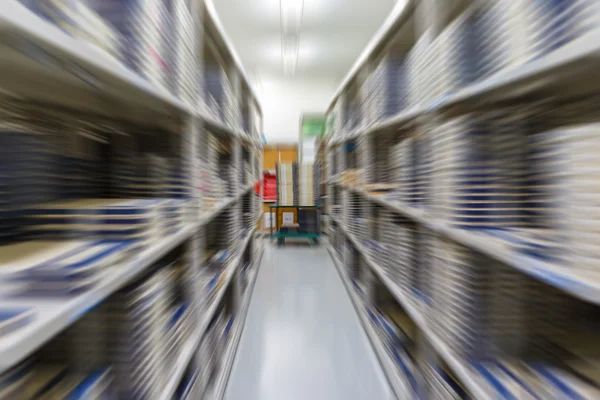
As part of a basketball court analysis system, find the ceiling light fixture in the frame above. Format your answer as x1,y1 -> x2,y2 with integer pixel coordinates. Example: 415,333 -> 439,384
280,0 -> 304,76
282,35 -> 299,75
281,0 -> 304,33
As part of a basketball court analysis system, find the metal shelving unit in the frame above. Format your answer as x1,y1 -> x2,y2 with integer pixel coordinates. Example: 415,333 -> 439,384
330,215 -> 494,399
158,236 -> 240,400
207,239 -> 264,400
326,0 -> 600,399
0,1 -> 190,120
0,1 -> 264,398
327,245 -> 410,400
326,2 -> 600,146
0,222 -> 196,371
340,185 -> 600,304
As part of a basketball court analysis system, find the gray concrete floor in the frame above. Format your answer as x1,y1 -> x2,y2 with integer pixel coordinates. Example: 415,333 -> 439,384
224,242 -> 393,400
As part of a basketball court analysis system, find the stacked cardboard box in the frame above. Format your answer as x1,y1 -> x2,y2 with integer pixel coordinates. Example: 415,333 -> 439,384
276,163 -> 297,206
299,164 -> 315,206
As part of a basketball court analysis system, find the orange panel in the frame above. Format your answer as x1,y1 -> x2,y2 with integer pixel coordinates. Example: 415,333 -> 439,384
279,147 -> 297,164
263,146 -> 279,171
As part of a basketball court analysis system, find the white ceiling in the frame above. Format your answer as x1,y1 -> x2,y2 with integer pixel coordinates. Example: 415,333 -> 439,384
210,0 -> 397,84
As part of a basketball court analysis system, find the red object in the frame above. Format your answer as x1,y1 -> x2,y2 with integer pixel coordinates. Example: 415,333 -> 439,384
263,171 -> 277,201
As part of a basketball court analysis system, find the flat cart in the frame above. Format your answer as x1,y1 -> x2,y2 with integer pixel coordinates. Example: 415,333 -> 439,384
269,205 -> 321,246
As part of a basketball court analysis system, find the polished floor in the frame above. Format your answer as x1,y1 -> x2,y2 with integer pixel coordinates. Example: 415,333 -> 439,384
224,242 -> 393,400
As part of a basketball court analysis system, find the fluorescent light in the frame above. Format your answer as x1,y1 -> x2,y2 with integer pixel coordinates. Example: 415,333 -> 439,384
280,0 -> 304,33
282,44 -> 298,75
282,35 -> 299,75
280,0 -> 303,75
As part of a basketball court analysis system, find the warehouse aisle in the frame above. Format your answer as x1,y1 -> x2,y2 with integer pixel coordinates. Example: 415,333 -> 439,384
224,242 -> 393,400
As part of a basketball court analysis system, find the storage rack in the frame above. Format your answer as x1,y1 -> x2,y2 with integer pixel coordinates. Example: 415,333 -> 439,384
0,1 -> 264,399
316,138 -> 329,233
326,0 -> 600,399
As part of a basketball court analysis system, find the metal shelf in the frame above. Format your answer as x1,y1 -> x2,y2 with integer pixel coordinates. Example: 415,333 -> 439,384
366,259 -> 493,400
328,27 -> 600,145
200,112 -> 255,143
327,246 -> 408,399
440,28 -> 600,111
254,241 -> 265,268
0,0 -> 190,119
201,183 -> 254,225
203,0 -> 261,114
341,185 -> 600,305
0,0 -> 264,131
0,0 -> 264,390
208,239 -> 262,400
0,222 -> 198,373
330,221 -> 494,400
201,198 -> 238,225
157,261 -> 237,400
239,229 -> 257,261
157,323 -> 204,400
326,3 -> 600,396
328,0 -> 414,108
158,228 -> 257,400
0,183 -> 257,374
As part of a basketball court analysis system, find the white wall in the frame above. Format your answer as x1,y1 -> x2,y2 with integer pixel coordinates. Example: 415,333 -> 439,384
256,75 -> 336,144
